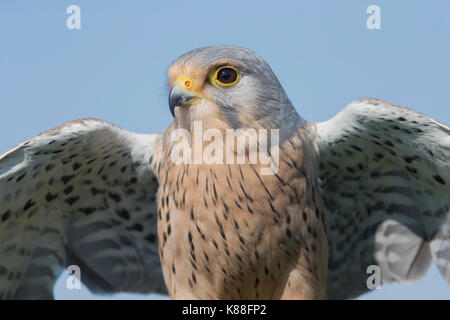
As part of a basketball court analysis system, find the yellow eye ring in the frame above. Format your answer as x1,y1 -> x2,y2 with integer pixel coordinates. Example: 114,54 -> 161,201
210,66 -> 240,87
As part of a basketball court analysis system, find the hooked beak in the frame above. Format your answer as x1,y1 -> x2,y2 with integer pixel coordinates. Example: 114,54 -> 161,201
168,81 -> 198,118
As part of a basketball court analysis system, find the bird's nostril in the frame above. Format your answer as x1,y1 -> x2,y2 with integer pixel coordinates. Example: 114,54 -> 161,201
184,80 -> 191,88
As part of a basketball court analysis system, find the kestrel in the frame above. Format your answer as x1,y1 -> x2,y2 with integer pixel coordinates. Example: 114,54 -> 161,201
0,46 -> 449,300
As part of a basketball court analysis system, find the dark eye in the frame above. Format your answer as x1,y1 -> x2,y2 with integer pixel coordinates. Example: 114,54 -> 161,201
213,66 -> 239,86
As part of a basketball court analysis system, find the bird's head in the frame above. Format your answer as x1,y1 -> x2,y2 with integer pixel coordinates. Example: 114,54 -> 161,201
168,46 -> 303,136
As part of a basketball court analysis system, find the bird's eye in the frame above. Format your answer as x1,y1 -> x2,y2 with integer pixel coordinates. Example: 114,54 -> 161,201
211,66 -> 239,87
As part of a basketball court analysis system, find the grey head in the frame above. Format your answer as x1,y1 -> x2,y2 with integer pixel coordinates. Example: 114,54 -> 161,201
167,45 -> 305,140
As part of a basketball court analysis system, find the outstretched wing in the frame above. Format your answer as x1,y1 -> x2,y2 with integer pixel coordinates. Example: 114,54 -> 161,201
315,98 -> 450,299
0,119 -> 165,299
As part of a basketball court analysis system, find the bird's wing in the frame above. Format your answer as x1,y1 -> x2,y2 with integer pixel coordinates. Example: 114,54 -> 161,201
314,98 -> 450,299
0,118 -> 165,299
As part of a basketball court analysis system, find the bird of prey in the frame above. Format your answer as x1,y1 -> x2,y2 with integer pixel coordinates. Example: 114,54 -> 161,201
0,46 -> 449,300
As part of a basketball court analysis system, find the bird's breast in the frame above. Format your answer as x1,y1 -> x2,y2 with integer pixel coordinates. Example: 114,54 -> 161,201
154,126 -> 328,299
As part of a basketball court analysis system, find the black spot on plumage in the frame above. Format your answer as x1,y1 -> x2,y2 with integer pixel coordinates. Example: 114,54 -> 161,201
127,223 -> 144,232
63,185 -> 74,195
2,210 -> 11,222
374,153 -> 384,160
371,140 -> 382,146
223,202 -> 230,214
403,156 -> 417,163
60,175 -> 75,185
384,140 -> 394,147
78,207 -> 96,216
108,161 -> 117,167
302,211 -> 307,221
145,233 -> 156,243
405,166 -> 417,174
269,201 -> 280,216
23,199 -> 36,211
190,207 -> 195,220
351,145 -> 363,152
433,175 -> 446,185
46,192 -> 58,202
117,208 -> 130,220
72,163 -> 81,171
286,228 -> 292,238
370,171 -> 380,178
129,177 -> 137,184
91,187 -> 105,196
213,183 -> 218,202
16,172 -> 26,182
108,192 -> 121,202
97,166 -> 105,175
254,277 -> 260,288
64,195 -> 79,206
65,196 -> 80,206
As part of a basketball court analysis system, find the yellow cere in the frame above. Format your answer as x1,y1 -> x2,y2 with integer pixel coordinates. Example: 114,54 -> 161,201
176,75 -> 195,91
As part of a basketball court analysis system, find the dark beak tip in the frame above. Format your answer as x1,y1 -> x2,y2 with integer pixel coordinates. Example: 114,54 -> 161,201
168,88 -> 181,118
168,85 -> 197,118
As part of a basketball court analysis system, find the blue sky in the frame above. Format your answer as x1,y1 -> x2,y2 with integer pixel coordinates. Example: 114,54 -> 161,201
1,1 -> 449,299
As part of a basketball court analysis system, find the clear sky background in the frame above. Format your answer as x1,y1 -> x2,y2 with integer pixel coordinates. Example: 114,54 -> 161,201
0,1 -> 449,299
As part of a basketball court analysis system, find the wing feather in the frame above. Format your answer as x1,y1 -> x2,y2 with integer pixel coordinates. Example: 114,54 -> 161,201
315,98 -> 450,299
0,118 -> 165,299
